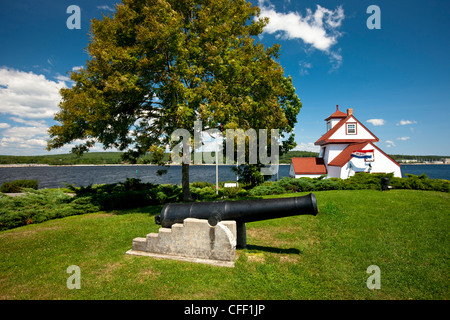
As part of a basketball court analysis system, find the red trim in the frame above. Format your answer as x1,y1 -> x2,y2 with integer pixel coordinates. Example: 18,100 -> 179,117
328,142 -> 400,168
371,143 -> 401,168
316,139 -> 378,146
328,142 -> 369,167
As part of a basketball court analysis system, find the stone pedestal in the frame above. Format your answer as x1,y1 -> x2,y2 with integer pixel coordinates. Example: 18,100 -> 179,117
126,218 -> 237,267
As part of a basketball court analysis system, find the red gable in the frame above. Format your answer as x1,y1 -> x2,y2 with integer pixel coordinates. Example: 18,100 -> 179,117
315,115 -> 379,146
328,142 -> 370,167
328,142 -> 401,168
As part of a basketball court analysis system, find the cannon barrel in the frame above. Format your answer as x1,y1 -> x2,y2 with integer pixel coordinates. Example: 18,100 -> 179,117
155,193 -> 317,227
155,193 -> 318,247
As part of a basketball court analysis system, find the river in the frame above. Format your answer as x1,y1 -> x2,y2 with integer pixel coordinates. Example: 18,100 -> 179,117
0,164 -> 448,189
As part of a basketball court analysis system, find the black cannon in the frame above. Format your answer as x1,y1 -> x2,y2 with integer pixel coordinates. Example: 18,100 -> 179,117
155,193 -> 318,248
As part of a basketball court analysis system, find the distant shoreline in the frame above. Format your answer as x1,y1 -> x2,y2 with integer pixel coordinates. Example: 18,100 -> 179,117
0,163 -> 446,168
0,163 -> 291,168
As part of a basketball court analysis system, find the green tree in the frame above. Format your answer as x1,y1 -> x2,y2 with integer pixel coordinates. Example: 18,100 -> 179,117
47,0 -> 301,200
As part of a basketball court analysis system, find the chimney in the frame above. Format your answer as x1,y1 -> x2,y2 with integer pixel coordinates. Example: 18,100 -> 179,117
347,108 -> 353,116
336,104 -> 339,110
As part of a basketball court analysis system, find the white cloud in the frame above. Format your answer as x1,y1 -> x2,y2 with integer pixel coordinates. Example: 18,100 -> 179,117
396,136 -> 410,141
9,117 -> 47,127
0,67 -> 66,119
97,5 -> 115,12
0,123 -> 50,153
55,74 -> 71,82
385,140 -> 396,148
397,120 -> 417,126
292,142 -> 320,153
328,49 -> 343,71
298,61 -> 312,75
0,67 -> 120,155
258,0 -> 345,52
366,119 -> 385,126
72,66 -> 84,71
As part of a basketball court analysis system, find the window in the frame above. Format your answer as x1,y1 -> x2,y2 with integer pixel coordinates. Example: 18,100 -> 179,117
346,122 -> 357,135
327,121 -> 331,132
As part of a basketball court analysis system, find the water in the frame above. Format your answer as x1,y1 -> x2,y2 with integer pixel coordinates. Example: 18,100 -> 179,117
0,165 -> 290,189
0,164 -> 448,189
400,164 -> 450,180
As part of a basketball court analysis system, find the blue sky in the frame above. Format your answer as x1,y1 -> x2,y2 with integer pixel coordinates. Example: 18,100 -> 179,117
0,0 -> 449,156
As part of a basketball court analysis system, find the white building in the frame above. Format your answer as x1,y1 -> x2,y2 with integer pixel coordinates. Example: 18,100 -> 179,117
290,106 -> 402,179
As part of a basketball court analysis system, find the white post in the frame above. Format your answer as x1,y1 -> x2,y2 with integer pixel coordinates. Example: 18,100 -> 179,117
215,136 -> 219,195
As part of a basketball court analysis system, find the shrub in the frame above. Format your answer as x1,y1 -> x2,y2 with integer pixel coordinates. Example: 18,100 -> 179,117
190,186 -> 217,201
68,178 -> 183,210
1,180 -> 38,193
248,173 -> 449,196
191,181 -> 214,188
390,174 -> 450,193
0,189 -> 99,231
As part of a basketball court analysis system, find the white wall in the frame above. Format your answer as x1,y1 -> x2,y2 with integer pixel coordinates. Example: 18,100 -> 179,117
324,144 -> 348,164
329,118 -> 342,129
368,147 -> 402,177
326,165 -> 342,178
295,174 -> 324,179
289,162 -> 295,178
329,144 -> 401,179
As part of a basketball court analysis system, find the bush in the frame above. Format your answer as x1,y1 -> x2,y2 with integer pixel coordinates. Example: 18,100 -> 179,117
1,180 -> 38,193
391,174 -> 450,193
191,181 -> 214,188
190,186 -> 218,201
0,189 -> 99,231
343,173 -> 390,190
248,173 -> 449,197
68,178 -> 183,210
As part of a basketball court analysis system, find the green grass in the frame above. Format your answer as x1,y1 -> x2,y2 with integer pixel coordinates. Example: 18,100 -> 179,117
0,190 -> 448,299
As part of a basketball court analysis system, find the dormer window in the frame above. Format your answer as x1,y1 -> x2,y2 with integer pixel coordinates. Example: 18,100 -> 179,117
346,122 -> 357,135
327,121 -> 331,132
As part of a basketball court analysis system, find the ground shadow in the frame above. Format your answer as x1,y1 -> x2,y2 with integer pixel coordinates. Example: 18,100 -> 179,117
244,244 -> 301,255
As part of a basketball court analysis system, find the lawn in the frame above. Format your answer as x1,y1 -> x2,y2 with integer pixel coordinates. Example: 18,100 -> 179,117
0,190 -> 448,300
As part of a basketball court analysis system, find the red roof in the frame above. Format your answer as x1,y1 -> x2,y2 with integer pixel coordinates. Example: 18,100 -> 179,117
291,157 -> 327,175
325,105 -> 347,121
328,142 -> 401,168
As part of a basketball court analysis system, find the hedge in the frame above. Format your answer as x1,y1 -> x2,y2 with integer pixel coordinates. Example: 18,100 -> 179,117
0,179 -> 38,193
249,173 -> 449,196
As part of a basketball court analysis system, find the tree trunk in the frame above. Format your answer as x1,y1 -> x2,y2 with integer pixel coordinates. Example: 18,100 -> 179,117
181,163 -> 193,201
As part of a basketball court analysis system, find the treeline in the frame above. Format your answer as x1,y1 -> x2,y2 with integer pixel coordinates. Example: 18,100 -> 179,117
0,151 -> 318,165
1,151 -> 446,166
0,152 -> 126,165
389,154 -> 448,162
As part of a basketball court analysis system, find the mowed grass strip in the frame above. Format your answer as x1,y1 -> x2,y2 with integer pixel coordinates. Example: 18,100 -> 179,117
0,190 -> 448,300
